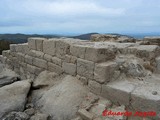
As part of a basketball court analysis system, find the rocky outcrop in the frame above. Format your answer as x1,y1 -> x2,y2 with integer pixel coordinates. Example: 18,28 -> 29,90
0,80 -> 31,119
34,75 -> 88,120
90,34 -> 136,43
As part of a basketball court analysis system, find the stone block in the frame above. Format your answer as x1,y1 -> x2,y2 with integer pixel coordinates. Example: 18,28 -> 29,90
25,55 -> 33,65
62,62 -> 76,75
11,57 -> 19,68
0,55 -> 6,64
94,62 -> 117,83
43,39 -> 56,56
36,38 -> 46,51
43,54 -> 52,62
28,38 -> 36,50
56,40 -> 70,59
16,52 -> 25,62
76,75 -> 88,85
132,45 -> 160,60
64,55 -> 77,64
28,50 -> 44,59
19,62 -> 27,68
70,45 -> 86,59
101,80 -> 136,105
48,62 -> 63,74
88,80 -> 102,95
131,83 -> 160,114
78,109 -> 94,120
14,43 -> 29,54
21,43 -> 30,54
10,44 -> 17,52
5,59 -> 14,70
2,50 -> 10,58
85,47 -> 116,62
52,57 -> 62,66
33,58 -> 47,69
77,58 -> 94,79
26,64 -> 43,75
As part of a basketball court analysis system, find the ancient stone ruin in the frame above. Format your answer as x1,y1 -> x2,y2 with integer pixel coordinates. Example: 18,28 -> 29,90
0,34 -> 160,120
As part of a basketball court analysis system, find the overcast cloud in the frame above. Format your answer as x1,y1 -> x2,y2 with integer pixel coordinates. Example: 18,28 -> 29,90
0,0 -> 160,34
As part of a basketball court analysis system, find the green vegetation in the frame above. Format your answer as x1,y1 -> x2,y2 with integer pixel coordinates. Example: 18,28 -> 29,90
0,40 -> 13,55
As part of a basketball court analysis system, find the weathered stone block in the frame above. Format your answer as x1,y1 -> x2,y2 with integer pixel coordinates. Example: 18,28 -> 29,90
48,62 -> 63,74
17,52 -> 25,62
88,80 -> 102,95
43,39 -> 56,56
70,45 -> 86,59
26,64 -> 43,75
25,55 -> 33,65
77,58 -> 94,79
76,75 -> 88,85
52,57 -> 62,66
28,38 -> 36,50
62,62 -> 76,75
5,59 -> 14,70
56,40 -> 70,59
85,47 -> 116,62
28,50 -> 44,59
14,43 -> 29,54
131,83 -> 160,114
131,45 -> 160,60
32,58 -> 47,69
78,109 -> 94,120
43,54 -> 52,62
10,44 -> 17,52
64,55 -> 77,64
11,57 -> 19,68
94,62 -> 117,83
36,38 -> 46,51
101,80 -> 136,105
2,50 -> 10,58
0,55 -> 6,64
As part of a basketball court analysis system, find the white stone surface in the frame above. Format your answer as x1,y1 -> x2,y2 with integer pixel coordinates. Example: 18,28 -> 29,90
48,62 -> 63,74
101,80 -> 136,105
62,62 -> 76,75
70,45 -> 86,59
88,80 -> 102,95
52,57 -> 62,66
77,58 -> 94,79
32,58 -> 47,69
94,62 -> 117,83
43,39 -> 56,56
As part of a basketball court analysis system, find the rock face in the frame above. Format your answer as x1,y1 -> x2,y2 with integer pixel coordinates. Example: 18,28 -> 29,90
0,80 -> 31,119
91,34 -> 136,43
35,75 -> 88,120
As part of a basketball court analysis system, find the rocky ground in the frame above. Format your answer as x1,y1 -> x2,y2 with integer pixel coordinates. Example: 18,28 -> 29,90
0,62 -> 154,120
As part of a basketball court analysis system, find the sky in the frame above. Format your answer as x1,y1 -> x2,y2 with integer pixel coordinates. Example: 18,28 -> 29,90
0,0 -> 160,35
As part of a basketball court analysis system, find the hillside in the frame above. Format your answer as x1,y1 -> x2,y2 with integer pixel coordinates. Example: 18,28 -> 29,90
0,34 -> 61,43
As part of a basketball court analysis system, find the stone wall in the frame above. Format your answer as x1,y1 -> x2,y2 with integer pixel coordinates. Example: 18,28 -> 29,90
1,37 -> 160,96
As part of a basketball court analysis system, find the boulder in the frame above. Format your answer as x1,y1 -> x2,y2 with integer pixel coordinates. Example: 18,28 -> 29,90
35,75 -> 88,120
0,80 -> 31,119
32,71 -> 58,88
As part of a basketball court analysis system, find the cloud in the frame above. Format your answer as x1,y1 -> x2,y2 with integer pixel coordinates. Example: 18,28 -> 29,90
0,0 -> 160,34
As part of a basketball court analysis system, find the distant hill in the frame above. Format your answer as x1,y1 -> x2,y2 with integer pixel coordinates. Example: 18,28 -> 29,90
0,34 -> 61,43
72,33 -> 99,40
0,40 -> 13,54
